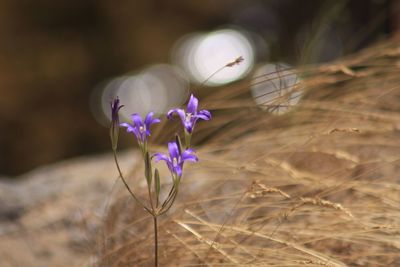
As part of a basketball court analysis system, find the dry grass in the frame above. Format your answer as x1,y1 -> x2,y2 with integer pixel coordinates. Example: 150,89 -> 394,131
96,37 -> 400,266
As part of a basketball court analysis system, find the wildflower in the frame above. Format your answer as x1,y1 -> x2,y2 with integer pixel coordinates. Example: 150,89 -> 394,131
120,112 -> 160,144
153,141 -> 198,177
110,97 -> 124,150
167,94 -> 211,134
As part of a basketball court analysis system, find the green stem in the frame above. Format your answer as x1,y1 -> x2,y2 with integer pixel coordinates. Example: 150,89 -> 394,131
113,150 -> 151,214
161,183 -> 176,209
159,190 -> 178,216
159,179 -> 180,216
184,131 -> 191,150
160,174 -> 179,212
148,184 -> 155,211
154,215 -> 158,267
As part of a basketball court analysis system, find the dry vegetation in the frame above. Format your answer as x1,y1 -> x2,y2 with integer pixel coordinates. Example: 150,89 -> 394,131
96,38 -> 400,267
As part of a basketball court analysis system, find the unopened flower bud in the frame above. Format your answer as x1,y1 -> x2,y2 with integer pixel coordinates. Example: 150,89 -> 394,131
110,97 -> 124,150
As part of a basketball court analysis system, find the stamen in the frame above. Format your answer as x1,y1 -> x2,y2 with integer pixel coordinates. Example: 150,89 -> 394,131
173,157 -> 178,166
186,113 -> 192,122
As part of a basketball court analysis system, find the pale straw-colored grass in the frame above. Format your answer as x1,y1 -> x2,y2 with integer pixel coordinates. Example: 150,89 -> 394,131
96,37 -> 400,266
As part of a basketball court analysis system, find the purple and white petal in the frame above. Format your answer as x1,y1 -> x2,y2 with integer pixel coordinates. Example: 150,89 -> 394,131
119,122 -> 130,128
185,148 -> 196,153
168,142 -> 180,160
151,117 -> 161,125
182,151 -> 198,162
131,113 -> 143,127
154,140 -> 199,177
120,122 -> 134,132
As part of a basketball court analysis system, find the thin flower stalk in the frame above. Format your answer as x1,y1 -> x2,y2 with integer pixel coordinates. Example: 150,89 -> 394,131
111,93 -> 211,267
107,56 -> 248,266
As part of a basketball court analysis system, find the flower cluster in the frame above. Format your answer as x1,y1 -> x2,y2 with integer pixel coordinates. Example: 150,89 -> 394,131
110,58 -> 241,267
113,94 -> 210,178
110,94 -> 211,213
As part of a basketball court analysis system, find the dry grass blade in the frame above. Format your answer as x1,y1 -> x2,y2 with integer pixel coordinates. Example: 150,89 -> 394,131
248,180 -> 291,199
298,197 -> 354,218
97,37 -> 400,266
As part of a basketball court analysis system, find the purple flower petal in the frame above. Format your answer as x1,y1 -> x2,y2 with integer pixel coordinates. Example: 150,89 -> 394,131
144,112 -> 160,126
187,94 -> 198,114
166,109 -> 174,119
184,122 -> 194,134
168,142 -> 180,160
144,112 -> 154,125
122,112 -> 160,143
153,153 -> 169,162
197,110 -> 211,120
120,122 -> 134,132
167,108 -> 186,122
167,95 -> 211,135
186,148 -> 196,153
145,129 -> 152,137
152,118 -> 161,124
131,113 -> 143,127
182,151 -> 198,162
134,129 -> 142,140
173,165 -> 182,177
154,140 -> 198,177
110,97 -> 124,122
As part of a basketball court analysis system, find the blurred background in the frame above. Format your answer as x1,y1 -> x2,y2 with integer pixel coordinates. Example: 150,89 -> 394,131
0,0 -> 397,176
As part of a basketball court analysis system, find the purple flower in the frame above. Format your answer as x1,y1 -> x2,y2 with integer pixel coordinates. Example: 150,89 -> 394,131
167,94 -> 211,134
120,112 -> 160,143
111,97 -> 123,124
154,141 -> 198,177
110,97 -> 124,150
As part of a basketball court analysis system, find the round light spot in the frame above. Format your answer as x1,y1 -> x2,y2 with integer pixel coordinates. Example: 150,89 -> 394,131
93,64 -> 189,125
172,28 -> 255,86
251,63 -> 302,114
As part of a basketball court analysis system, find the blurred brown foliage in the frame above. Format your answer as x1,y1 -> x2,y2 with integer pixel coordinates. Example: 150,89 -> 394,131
0,0 -> 227,175
0,0 -> 394,175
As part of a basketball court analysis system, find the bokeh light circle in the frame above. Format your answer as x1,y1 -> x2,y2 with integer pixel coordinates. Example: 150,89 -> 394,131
251,63 -> 302,115
172,28 -> 255,86
93,64 -> 189,125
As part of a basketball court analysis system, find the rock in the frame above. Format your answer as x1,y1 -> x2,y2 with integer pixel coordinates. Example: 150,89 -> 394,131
0,150 -> 138,267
